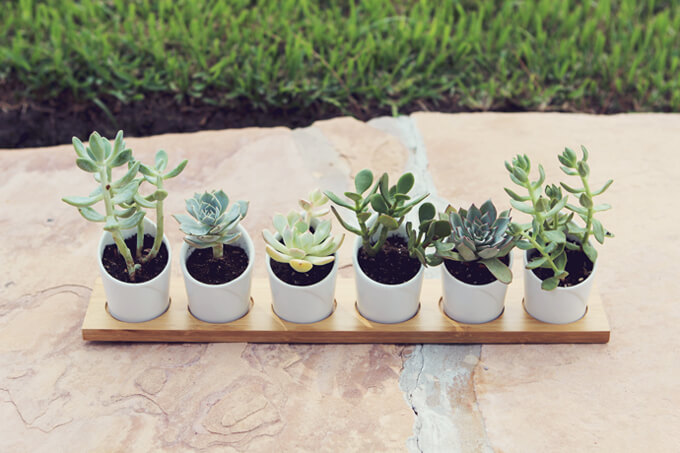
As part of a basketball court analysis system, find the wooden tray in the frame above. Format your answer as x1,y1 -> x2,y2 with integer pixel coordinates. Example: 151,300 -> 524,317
82,275 -> 610,344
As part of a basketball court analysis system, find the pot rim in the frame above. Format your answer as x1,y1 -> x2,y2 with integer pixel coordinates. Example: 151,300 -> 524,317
352,234 -> 424,288
98,217 -> 171,287
441,253 -> 514,288
522,249 -> 597,290
180,224 -> 255,289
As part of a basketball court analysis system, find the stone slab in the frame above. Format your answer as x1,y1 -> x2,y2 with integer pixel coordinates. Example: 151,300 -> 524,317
415,112 -> 680,452
0,124 -> 413,451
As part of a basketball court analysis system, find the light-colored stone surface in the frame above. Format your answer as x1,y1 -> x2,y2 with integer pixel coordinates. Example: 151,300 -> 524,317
415,112 -> 680,452
0,125 -> 413,451
1,113 -> 679,451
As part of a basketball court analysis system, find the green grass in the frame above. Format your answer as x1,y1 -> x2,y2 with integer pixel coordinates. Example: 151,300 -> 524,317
1,0 -> 680,114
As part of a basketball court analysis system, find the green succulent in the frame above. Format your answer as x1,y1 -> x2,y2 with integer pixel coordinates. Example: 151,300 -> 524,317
505,147 -> 613,290
62,131 -> 144,280
433,200 -> 514,283
299,189 -> 330,224
173,190 -> 248,259
263,211 -> 344,273
325,169 -> 429,256
405,202 -> 452,267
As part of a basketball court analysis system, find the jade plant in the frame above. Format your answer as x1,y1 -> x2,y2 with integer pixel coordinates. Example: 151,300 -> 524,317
62,130 -> 186,281
325,169 -> 428,256
263,191 -> 344,273
432,201 -> 515,283
173,190 -> 248,258
405,202 -> 452,267
504,147 -> 613,290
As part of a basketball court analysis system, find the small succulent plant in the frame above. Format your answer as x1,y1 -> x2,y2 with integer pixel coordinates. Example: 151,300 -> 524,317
405,202 -> 452,267
263,211 -> 344,273
124,150 -> 187,262
173,190 -> 248,258
325,169 -> 428,256
62,130 -> 186,281
505,147 -> 613,290
299,189 -> 330,224
433,200 -> 515,283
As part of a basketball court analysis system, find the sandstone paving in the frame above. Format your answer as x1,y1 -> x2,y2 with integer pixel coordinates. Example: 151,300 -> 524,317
0,125 -> 413,451
1,113 -> 678,451
415,112 -> 680,452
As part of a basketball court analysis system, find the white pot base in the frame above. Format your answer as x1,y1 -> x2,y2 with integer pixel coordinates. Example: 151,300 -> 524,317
106,299 -> 170,323
439,298 -> 505,324
522,298 -> 588,324
272,299 -> 337,324
355,301 -> 421,324
188,298 -> 254,324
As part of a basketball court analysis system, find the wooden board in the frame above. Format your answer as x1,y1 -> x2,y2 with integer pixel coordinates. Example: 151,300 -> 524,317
82,274 -> 610,344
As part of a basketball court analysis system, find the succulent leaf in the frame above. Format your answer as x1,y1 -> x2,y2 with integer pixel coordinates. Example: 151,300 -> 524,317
263,207 -> 343,274
175,190 -> 248,258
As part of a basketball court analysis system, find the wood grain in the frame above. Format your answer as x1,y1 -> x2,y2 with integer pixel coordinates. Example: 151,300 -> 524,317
82,272 -> 610,344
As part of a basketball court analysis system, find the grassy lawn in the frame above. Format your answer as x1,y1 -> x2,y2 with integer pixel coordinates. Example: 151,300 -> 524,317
1,0 -> 679,116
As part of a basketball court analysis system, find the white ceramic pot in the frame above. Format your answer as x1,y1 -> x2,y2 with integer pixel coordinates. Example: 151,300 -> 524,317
181,225 -> 254,323
353,234 -> 424,324
523,251 -> 597,324
267,256 -> 338,324
440,254 -> 513,324
98,217 -> 171,323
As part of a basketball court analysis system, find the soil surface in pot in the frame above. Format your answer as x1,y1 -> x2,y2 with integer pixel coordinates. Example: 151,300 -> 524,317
444,254 -> 511,285
357,236 -> 421,285
102,234 -> 169,283
186,245 -> 249,285
270,257 -> 334,286
528,247 -> 594,287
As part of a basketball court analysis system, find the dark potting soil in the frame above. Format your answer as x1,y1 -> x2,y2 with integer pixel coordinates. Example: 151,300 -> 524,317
186,245 -> 249,285
357,236 -> 421,285
528,247 -> 594,287
101,234 -> 169,283
270,257 -> 334,286
444,254 -> 511,285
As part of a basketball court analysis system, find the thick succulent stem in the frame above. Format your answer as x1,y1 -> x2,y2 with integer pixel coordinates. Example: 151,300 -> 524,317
367,227 -> 389,256
142,176 -> 164,263
524,232 -> 560,274
580,175 -> 593,246
135,222 -> 144,261
212,244 -> 223,259
100,168 -> 137,280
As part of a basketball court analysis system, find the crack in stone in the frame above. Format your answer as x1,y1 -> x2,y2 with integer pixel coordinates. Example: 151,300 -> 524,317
370,116 -> 490,452
400,345 -> 425,453
0,388 -> 73,433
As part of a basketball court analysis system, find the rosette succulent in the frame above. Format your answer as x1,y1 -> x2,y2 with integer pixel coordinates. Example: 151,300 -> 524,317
173,190 -> 248,258
263,212 -> 344,273
434,200 -> 514,283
